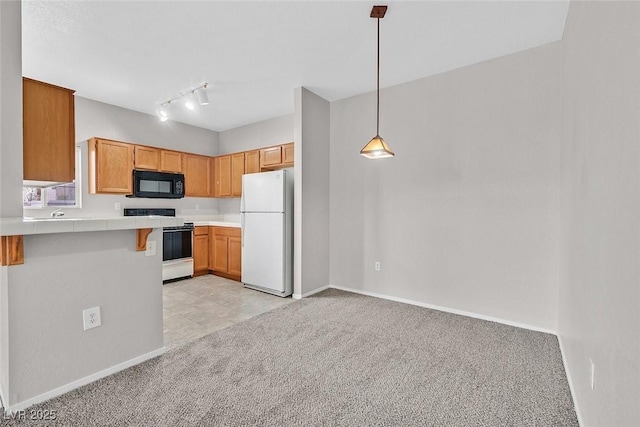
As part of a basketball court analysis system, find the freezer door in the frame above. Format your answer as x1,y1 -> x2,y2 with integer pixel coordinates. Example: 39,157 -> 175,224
241,170 -> 285,213
242,212 -> 285,293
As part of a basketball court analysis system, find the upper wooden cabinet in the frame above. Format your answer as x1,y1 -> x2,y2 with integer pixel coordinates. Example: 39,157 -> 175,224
160,150 -> 183,173
214,155 -> 231,197
244,150 -> 260,174
259,143 -> 294,171
213,153 -> 244,198
134,145 -> 159,170
231,153 -> 245,197
88,138 -> 134,194
23,77 -> 76,183
260,146 -> 282,169
282,143 -> 294,166
183,154 -> 211,197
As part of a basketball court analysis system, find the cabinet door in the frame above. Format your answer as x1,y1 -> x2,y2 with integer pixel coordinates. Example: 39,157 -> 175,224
160,150 -> 183,173
91,139 -> 134,194
260,146 -> 282,169
244,150 -> 260,174
231,153 -> 245,197
216,155 -> 231,197
213,235 -> 229,273
23,78 -> 75,182
193,232 -> 209,275
134,145 -> 159,170
184,154 -> 211,197
228,236 -> 242,279
283,143 -> 294,165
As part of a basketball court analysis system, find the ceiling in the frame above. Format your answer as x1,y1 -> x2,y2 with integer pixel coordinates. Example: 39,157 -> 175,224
22,1 -> 569,132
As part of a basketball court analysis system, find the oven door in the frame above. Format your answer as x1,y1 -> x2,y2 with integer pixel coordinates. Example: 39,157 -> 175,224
163,227 -> 193,262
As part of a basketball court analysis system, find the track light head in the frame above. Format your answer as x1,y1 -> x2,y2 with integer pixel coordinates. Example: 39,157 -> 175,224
196,86 -> 209,105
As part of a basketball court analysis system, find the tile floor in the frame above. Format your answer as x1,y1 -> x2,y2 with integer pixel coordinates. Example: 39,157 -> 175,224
163,275 -> 294,350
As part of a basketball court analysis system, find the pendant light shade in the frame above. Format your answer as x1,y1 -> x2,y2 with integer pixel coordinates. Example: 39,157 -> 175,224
361,5 -> 394,159
360,135 -> 394,159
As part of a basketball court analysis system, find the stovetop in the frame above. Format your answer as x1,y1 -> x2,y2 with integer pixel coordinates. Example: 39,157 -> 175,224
124,208 -> 176,217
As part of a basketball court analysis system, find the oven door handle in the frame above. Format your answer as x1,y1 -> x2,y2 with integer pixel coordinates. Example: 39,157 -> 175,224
163,229 -> 192,233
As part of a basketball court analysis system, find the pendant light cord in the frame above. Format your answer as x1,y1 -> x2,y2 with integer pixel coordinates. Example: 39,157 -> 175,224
376,16 -> 380,136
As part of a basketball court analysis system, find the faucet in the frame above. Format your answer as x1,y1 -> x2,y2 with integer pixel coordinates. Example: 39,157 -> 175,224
50,208 -> 65,218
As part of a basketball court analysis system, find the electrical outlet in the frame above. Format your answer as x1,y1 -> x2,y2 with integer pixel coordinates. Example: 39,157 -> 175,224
145,240 -> 156,257
375,261 -> 381,271
195,203 -> 200,210
590,359 -> 595,390
115,202 -> 121,211
83,306 -> 101,331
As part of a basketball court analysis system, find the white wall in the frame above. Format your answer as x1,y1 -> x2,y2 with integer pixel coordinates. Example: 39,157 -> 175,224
559,2 -> 640,426
0,0 -> 23,218
34,97 -> 222,218
217,114 -> 293,216
294,88 -> 330,297
2,229 -> 164,407
330,43 -> 563,331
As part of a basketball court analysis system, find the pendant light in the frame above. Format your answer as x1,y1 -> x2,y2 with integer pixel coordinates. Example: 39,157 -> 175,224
360,5 -> 394,159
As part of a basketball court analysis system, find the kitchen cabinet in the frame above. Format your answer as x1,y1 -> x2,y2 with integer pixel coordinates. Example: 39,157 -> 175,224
213,155 -> 231,197
259,143 -> 294,171
193,227 -> 209,276
183,154 -> 211,197
160,150 -> 183,173
23,77 -> 76,183
88,138 -> 134,194
244,150 -> 260,174
260,146 -> 282,169
134,145 -> 159,170
209,226 -> 242,281
214,153 -> 244,198
231,153 -> 245,197
282,143 -> 294,166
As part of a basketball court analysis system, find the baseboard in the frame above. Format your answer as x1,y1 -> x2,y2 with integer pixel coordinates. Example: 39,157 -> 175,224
292,284 -> 330,300
558,335 -> 584,427
329,284 -> 557,335
3,347 -> 165,413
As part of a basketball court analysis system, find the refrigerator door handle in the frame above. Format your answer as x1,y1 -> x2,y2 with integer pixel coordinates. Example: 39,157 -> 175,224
240,190 -> 245,213
241,213 -> 245,247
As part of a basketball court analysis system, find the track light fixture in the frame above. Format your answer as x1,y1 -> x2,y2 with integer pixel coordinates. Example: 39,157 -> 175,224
156,82 -> 209,121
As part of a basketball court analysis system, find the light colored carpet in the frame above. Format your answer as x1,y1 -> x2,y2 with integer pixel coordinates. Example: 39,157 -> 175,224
4,289 -> 577,426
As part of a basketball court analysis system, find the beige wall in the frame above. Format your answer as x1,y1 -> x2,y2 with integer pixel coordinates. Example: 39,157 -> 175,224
559,2 -> 640,425
0,0 -> 23,218
294,88 -> 330,297
329,42 -> 563,331
0,0 -> 23,405
219,114 -> 293,155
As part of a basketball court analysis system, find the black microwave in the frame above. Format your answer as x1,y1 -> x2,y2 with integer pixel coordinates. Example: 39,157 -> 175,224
129,170 -> 185,199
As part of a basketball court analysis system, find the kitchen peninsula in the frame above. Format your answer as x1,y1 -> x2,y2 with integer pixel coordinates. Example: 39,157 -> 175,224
0,215 -> 177,411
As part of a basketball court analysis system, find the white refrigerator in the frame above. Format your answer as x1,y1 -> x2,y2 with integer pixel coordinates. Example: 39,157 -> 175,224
241,170 -> 293,297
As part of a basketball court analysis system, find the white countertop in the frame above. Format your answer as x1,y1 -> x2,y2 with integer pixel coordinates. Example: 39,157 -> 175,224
0,216 -> 184,236
190,220 -> 241,228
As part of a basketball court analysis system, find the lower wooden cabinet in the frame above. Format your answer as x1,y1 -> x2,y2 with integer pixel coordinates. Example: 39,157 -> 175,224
209,226 -> 241,282
193,227 -> 209,276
